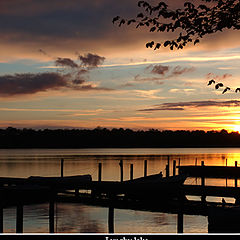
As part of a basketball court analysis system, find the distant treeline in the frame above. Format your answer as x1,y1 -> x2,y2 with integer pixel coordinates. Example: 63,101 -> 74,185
1,127 -> 240,148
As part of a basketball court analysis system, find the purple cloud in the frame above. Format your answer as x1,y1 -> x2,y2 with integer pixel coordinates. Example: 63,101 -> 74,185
138,100 -> 240,111
79,53 -> 105,68
55,57 -> 79,68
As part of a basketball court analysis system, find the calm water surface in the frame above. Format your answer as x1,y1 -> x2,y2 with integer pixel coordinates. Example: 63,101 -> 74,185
1,148 -> 240,233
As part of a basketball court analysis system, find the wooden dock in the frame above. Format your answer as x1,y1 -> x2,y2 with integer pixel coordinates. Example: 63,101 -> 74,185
178,165 -> 240,178
2,159 -> 240,233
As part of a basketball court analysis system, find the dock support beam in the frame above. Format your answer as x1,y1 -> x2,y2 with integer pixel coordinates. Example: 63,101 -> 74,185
16,203 -> 23,233
119,160 -> 123,182
226,159 -> 228,187
98,163 -> 102,182
178,158 -> 181,175
61,159 -> 64,178
130,164 -> 133,180
0,203 -> 3,233
235,161 -> 238,188
166,156 -> 170,178
201,161 -> 206,202
108,206 -> 114,233
173,160 -> 176,176
177,212 -> 183,233
49,194 -> 55,233
144,160 -> 147,177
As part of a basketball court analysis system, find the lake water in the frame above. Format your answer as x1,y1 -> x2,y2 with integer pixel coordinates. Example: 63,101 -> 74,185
1,148 -> 240,233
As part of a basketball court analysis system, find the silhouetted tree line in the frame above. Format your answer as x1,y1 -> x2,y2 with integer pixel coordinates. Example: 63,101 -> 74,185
1,127 -> 240,148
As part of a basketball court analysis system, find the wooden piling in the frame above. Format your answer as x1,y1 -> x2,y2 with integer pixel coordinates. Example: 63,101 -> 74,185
178,158 -> 181,175
166,156 -> 170,177
177,212 -> 183,233
119,160 -> 123,182
195,158 -> 197,166
173,160 -> 176,176
0,202 -> 3,233
16,203 -> 23,233
61,159 -> 64,178
49,195 -> 55,233
98,163 -> 102,182
226,159 -> 228,187
144,160 -> 147,177
201,161 -> 206,202
130,164 -> 133,180
166,164 -> 169,178
235,161 -> 238,188
108,206 -> 114,233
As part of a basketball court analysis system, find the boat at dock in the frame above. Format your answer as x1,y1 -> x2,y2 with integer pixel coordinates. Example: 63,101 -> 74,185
122,174 -> 187,202
125,173 -> 187,184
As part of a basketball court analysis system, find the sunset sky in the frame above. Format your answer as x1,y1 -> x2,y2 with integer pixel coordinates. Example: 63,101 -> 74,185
1,0 -> 240,131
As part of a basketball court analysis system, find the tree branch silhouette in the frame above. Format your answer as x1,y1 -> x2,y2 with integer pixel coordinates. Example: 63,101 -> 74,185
113,0 -> 240,93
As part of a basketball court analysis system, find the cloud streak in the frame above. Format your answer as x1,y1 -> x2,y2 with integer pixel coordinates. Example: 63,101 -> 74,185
139,100 -> 240,112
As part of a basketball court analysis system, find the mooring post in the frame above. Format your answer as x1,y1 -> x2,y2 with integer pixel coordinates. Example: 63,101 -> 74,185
119,160 -> 123,182
201,161 -> 206,202
130,164 -> 133,180
61,159 -> 64,178
166,156 -> 170,177
144,160 -> 147,177
16,202 -> 23,233
235,161 -> 238,188
226,159 -> 228,187
166,164 -> 169,178
108,206 -> 114,233
178,158 -> 181,175
173,160 -> 176,176
98,163 -> 102,182
0,201 -> 3,233
49,193 -> 55,233
177,194 -> 184,233
177,212 -> 183,233
108,194 -> 115,233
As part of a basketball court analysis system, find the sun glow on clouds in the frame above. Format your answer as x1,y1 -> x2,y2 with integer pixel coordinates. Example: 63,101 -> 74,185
1,1 -> 240,130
